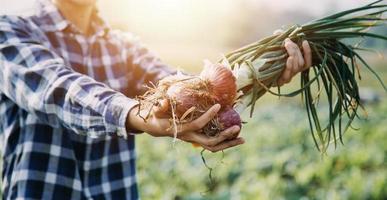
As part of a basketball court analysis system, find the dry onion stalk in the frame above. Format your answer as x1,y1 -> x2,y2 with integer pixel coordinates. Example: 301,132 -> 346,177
138,0 -> 387,152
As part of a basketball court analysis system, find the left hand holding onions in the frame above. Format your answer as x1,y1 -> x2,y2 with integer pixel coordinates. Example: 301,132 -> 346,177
127,104 -> 244,152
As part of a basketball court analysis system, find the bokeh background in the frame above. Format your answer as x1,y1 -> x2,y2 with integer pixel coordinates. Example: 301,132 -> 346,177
1,0 -> 386,199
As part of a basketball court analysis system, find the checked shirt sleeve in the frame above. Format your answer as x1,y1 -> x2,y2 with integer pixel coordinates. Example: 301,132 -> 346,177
0,17 -> 137,138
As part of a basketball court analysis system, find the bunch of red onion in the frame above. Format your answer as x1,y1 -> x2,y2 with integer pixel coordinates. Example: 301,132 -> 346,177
139,61 -> 242,138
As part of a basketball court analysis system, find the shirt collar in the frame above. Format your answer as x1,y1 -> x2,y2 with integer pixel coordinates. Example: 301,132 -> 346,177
35,0 -> 110,37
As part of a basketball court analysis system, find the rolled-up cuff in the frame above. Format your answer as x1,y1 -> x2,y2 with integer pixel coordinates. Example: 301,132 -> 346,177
104,94 -> 142,139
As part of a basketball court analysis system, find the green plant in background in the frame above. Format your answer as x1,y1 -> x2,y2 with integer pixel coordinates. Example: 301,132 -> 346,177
137,96 -> 387,200
226,0 -> 387,152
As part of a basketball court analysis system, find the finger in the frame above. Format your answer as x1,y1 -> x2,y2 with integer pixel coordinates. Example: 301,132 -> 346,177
204,137 -> 245,153
182,104 -> 221,132
185,125 -> 240,147
207,125 -> 240,146
295,42 -> 304,66
275,78 -> 282,87
296,49 -> 305,71
302,40 -> 312,70
286,70 -> 294,85
289,43 -> 302,74
281,57 -> 294,84
284,39 -> 301,75
277,79 -> 284,87
284,38 -> 297,58
292,51 -> 299,75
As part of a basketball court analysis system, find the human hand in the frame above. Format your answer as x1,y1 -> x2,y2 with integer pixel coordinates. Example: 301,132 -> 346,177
277,38 -> 312,86
127,104 -> 244,152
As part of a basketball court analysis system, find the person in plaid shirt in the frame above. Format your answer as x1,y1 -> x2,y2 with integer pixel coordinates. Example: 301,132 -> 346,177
0,0 -> 311,199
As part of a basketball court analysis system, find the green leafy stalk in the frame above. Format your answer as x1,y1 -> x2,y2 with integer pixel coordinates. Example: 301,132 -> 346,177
227,0 -> 387,152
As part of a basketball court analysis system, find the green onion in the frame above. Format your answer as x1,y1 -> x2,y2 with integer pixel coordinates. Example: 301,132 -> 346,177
226,0 -> 387,152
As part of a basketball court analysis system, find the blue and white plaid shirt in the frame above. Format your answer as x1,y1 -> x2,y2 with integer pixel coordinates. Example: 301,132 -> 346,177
0,0 -> 173,199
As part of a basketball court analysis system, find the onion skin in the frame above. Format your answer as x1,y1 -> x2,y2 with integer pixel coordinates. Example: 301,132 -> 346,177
192,108 -> 241,147
218,108 -> 242,130
200,62 -> 237,107
165,78 -> 214,118
153,99 -> 170,118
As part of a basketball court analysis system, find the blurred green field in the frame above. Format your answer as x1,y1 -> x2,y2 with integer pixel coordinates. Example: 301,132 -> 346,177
0,55 -> 384,200
1,1 -> 386,199
136,61 -> 387,200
